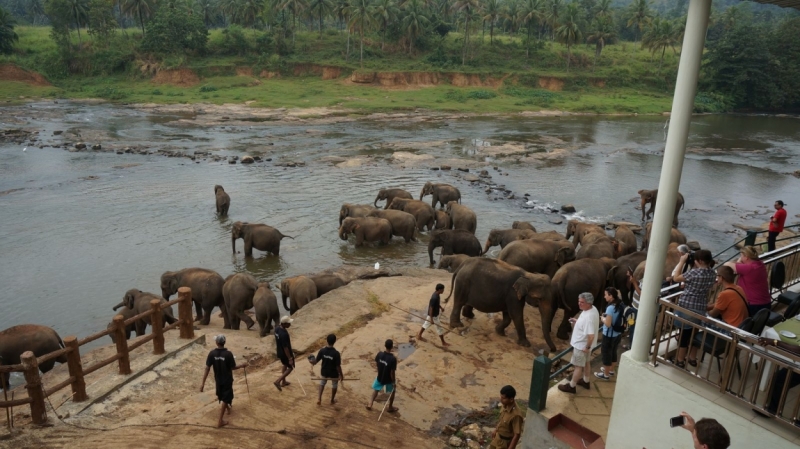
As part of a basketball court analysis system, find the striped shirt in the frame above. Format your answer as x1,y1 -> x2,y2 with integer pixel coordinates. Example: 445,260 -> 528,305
678,267 -> 717,314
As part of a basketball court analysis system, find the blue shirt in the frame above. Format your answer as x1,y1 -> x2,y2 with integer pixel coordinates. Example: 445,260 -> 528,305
602,304 -> 622,338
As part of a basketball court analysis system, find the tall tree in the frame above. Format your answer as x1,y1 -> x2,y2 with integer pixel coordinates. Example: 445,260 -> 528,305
585,15 -> 614,70
642,17 -> 678,69
521,0 -> 543,57
503,0 -> 521,35
194,0 -> 216,27
545,0 -> 561,40
482,0 -> 500,44
593,0 -> 610,18
625,0 -> 651,51
237,0 -> 265,29
554,0 -> 581,72
453,0 -> 479,65
348,0 -> 372,68
0,6 -> 18,55
401,0 -> 427,55
278,0 -> 306,43
372,0 -> 397,49
309,0 -> 332,36
66,0 -> 89,46
122,0 -> 154,35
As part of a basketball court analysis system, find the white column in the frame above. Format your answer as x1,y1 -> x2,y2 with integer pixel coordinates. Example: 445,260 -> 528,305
630,0 -> 712,363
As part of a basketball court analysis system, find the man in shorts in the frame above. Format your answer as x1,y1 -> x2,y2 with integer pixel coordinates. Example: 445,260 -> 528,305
274,316 -> 295,391
366,339 -> 398,413
416,283 -> 449,347
199,334 -> 246,427
558,292 -> 599,394
309,333 -> 343,405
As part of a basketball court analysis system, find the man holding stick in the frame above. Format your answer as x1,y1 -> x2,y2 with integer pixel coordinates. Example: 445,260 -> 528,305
416,283 -> 449,347
274,316 -> 295,392
199,335 -> 246,428
309,334 -> 343,405
366,339 -> 398,413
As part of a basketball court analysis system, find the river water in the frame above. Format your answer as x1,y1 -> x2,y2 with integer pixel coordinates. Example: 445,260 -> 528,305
1,102 -> 798,346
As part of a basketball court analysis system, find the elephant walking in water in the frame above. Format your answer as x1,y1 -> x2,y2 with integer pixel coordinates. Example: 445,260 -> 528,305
339,203 -> 376,226
482,228 -> 537,254
161,267 -> 227,326
232,221 -> 294,257
367,209 -> 417,243
420,182 -> 461,209
115,289 -> 178,336
638,189 -> 685,227
387,198 -> 436,231
427,229 -> 482,265
443,258 -> 555,350
446,201 -> 477,234
339,217 -> 392,247
373,188 -> 413,209
214,185 -> 230,216
1,324 -> 68,389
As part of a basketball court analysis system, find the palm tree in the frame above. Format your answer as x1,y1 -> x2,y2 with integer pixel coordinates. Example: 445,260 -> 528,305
238,0 -> 265,29
373,0 -> 397,49
554,1 -> 581,72
278,0 -> 307,43
625,0 -> 652,51
594,0 -> 611,19
122,0 -> 154,35
348,0 -> 372,68
66,0 -> 89,47
585,16 -> 615,71
0,6 -> 19,55
503,0 -> 521,36
401,0 -> 428,55
642,17 -> 678,69
309,0 -> 332,36
482,0 -> 500,44
545,0 -> 562,40
521,0 -> 543,57
195,0 -> 217,27
453,0 -> 479,65
26,0 -> 46,25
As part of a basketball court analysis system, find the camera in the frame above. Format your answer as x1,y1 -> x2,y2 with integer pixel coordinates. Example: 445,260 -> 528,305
678,244 -> 695,267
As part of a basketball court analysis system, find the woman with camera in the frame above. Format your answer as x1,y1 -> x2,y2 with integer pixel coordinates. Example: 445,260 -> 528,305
666,249 -> 716,369
595,287 -> 624,380
723,246 -> 771,316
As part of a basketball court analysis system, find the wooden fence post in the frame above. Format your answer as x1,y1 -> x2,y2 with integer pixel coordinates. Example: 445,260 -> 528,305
113,315 -> 132,375
178,287 -> 194,339
20,351 -> 47,425
63,336 -> 87,402
150,300 -> 165,355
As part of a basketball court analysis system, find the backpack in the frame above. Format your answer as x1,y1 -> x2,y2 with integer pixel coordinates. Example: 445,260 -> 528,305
611,304 -> 636,334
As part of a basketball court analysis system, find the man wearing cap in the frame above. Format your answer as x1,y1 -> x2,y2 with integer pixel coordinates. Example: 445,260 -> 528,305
309,333 -> 343,405
489,385 -> 524,449
366,339 -> 398,413
416,283 -> 449,347
274,316 -> 295,391
199,334 -> 246,428
768,200 -> 787,252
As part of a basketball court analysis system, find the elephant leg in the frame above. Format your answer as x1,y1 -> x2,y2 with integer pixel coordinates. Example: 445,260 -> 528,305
135,320 -> 146,336
194,300 -> 204,322
509,309 -> 531,347
462,305 -> 475,319
1,372 -> 8,390
230,314 -> 241,330
237,311 -> 255,330
200,304 -> 214,325
449,303 -> 464,328
39,360 -> 56,373
495,311 -> 512,335
556,313 -> 572,340
258,319 -> 266,337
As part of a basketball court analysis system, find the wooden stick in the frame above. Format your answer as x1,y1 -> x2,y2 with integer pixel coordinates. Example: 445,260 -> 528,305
311,378 -> 360,381
377,394 -> 392,422
243,367 -> 251,403
10,391 -> 13,428
3,385 -> 9,431
295,372 -> 306,396
388,303 -> 461,337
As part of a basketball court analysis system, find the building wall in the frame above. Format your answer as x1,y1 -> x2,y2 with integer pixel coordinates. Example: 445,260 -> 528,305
606,352 -> 798,449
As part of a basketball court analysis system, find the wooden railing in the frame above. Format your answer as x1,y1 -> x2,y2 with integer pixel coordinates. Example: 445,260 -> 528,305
1,287 -> 195,426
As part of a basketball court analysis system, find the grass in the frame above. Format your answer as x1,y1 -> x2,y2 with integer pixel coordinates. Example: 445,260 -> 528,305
0,26 -> 683,114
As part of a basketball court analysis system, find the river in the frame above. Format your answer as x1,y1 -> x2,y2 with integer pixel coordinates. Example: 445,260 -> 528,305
1,102 -> 798,347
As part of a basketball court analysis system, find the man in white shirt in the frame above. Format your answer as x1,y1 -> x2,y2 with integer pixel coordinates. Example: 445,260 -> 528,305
558,292 -> 600,394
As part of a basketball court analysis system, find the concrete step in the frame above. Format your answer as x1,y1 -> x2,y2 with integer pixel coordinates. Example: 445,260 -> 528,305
548,413 -> 604,449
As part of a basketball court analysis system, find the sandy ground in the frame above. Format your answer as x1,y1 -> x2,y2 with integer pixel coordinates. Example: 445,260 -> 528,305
2,268 -> 567,448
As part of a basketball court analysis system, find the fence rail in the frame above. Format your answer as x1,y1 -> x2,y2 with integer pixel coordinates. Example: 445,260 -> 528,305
1,287 -> 195,426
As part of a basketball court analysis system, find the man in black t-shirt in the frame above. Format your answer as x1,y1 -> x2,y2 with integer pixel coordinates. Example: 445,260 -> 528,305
309,333 -> 344,406
416,283 -> 449,347
366,339 -> 398,413
199,334 -> 246,428
274,316 -> 295,391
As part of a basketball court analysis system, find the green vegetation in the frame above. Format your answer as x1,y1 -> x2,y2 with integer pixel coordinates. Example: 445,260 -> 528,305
0,0 -> 797,113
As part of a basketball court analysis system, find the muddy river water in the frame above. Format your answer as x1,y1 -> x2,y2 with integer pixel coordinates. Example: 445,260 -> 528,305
1,102 -> 799,346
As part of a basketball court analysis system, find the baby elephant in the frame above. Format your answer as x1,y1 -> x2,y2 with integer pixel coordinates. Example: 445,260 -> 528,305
254,282 -> 280,337
215,185 -> 230,216
114,289 -> 178,337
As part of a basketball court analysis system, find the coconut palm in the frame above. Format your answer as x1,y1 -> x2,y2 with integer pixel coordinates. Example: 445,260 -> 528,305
278,0 -> 307,43
585,15 -> 615,70
520,0 -> 543,56
0,6 -> 19,55
348,0 -> 373,68
309,0 -> 332,36
66,0 -> 89,46
503,0 -> 521,36
373,0 -> 398,49
122,0 -> 154,35
594,0 -> 611,19
555,1 -> 581,72
545,0 -> 562,40
237,0 -> 265,29
625,0 -> 652,51
482,0 -> 500,44
401,0 -> 428,55
642,17 -> 678,69
453,0 -> 479,65
194,0 -> 217,27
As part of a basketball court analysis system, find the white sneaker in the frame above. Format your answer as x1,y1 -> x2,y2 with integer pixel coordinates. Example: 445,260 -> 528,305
601,367 -> 615,376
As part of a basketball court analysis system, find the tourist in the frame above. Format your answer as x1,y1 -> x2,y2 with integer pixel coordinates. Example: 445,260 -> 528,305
199,334 -> 246,428
723,246 -> 771,316
595,288 -> 623,380
558,292 -> 599,394
273,316 -> 295,391
488,385 -> 523,449
366,339 -> 398,413
679,412 -> 730,449
309,333 -> 343,406
754,338 -> 800,423
666,249 -> 716,369
768,200 -> 787,252
703,266 -> 749,331
416,283 -> 449,347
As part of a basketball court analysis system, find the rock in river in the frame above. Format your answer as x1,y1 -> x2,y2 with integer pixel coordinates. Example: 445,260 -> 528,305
241,156 -> 255,164
561,204 -> 576,213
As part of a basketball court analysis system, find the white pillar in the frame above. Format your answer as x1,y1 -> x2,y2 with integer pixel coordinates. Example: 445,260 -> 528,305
630,0 -> 712,363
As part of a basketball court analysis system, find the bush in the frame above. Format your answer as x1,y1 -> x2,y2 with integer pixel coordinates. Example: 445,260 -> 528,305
218,25 -> 250,56
466,90 -> 497,100
140,1 -> 208,55
444,90 -> 466,102
694,92 -> 730,113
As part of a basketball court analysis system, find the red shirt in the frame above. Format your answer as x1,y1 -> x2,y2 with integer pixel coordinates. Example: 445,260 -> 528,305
770,208 -> 787,233
735,260 -> 771,306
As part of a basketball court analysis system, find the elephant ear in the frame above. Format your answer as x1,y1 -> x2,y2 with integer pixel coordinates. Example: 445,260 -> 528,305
554,247 -> 570,266
169,278 -> 178,294
512,277 -> 529,302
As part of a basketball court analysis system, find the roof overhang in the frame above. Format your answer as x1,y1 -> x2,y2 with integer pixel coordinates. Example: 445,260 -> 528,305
750,0 -> 800,10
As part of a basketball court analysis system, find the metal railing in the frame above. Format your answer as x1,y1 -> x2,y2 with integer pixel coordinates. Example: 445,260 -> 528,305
714,223 -> 800,264
529,341 -> 601,412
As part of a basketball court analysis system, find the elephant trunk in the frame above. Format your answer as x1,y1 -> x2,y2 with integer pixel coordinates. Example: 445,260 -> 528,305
113,301 -> 124,311
427,241 -> 436,265
339,227 -> 348,241
281,293 -> 290,313
232,234 -> 237,253
373,196 -> 379,208
640,197 -> 647,220
482,239 -> 493,256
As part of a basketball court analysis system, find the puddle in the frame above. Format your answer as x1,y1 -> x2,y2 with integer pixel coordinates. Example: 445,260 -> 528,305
398,343 -> 416,359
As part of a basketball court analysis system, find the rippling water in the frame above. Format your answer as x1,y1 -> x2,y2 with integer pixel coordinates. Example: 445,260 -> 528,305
1,102 -> 798,347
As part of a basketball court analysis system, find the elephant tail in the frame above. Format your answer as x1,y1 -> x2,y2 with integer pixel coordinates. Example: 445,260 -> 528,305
280,233 -> 295,240
443,269 -> 458,303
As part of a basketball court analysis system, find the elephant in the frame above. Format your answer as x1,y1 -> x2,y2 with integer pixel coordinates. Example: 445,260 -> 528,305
367,209 -> 417,243
498,239 -> 576,278
638,189 -> 685,227
115,289 -> 178,336
512,221 -> 537,232
254,282 -> 280,337
339,217 -> 392,247
613,225 -> 637,256
446,201 -> 477,234
482,229 -> 537,254
631,243 -> 683,284
605,251 -> 649,305
280,276 -> 318,314
427,229 -> 482,265
0,324 -> 68,389
374,188 -> 413,209
525,230 -> 568,242
547,257 -> 617,341
339,203 -> 376,226
434,210 -> 451,230
232,221 -> 294,257
565,220 -> 606,247
442,258 -> 555,350
214,185 -> 230,216
307,274 -> 348,297
107,306 -> 136,344
387,198 -> 436,231
222,273 -> 259,330
640,222 -> 687,251
611,240 -> 631,258
420,182 -> 461,209
161,267 -> 227,326
437,254 -> 474,273
576,235 -> 615,260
